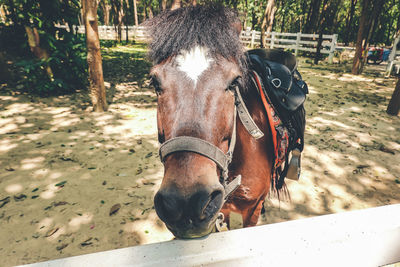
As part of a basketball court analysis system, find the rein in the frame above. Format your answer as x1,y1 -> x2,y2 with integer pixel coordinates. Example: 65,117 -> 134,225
159,85 -> 264,200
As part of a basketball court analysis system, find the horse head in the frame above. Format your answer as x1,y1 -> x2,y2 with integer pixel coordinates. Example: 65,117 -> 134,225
146,5 -> 247,238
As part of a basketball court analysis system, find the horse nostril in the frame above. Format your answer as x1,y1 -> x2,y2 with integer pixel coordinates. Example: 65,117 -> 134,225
154,191 -> 184,224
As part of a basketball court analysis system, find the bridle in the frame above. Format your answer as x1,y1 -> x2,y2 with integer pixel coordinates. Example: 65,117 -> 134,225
159,84 -> 264,200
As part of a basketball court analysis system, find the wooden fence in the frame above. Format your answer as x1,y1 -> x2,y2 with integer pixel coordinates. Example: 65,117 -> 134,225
240,29 -> 338,63
59,25 -> 149,42
60,25 -> 338,64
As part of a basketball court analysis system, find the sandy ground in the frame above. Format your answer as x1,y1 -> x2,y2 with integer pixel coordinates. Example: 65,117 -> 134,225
1,48 -> 400,266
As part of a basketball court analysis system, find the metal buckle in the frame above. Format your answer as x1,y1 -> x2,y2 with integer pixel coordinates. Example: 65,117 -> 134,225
215,213 -> 229,232
271,78 -> 281,88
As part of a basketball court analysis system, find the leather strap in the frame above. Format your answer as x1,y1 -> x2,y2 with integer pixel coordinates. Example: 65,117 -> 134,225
234,86 -> 264,139
159,136 -> 230,171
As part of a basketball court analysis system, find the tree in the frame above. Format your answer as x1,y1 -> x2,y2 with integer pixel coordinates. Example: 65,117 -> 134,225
303,0 -> 322,33
110,0 -> 124,42
387,77 -> 400,116
99,0 -> 111,25
82,0 -> 108,112
352,0 -> 385,74
24,26 -> 53,79
314,0 -> 341,64
133,0 -> 138,25
343,0 -> 358,45
260,0 -> 276,48
171,0 -> 181,10
351,0 -> 371,75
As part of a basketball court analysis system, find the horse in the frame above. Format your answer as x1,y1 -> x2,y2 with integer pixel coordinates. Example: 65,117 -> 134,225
145,5 -> 291,238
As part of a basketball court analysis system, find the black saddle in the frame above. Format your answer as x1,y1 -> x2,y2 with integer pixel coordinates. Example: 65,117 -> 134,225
247,49 -> 309,189
247,49 -> 308,116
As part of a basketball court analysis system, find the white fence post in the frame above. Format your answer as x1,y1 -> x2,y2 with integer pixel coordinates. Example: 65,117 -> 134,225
295,32 -> 301,56
328,34 -> 337,64
386,35 -> 400,75
250,30 -> 256,48
270,32 -> 276,49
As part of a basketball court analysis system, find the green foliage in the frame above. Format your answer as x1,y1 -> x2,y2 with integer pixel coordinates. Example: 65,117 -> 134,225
0,0 -> 86,95
15,32 -> 87,96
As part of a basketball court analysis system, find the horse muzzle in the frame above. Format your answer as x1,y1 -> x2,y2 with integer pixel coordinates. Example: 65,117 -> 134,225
154,184 -> 224,238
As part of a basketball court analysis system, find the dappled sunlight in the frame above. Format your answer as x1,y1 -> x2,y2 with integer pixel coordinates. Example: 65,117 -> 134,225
337,73 -> 373,82
123,212 -> 173,244
68,213 -> 93,231
0,139 -> 17,152
1,102 -> 35,117
5,184 -> 23,194
20,157 -> 45,170
37,217 -> 55,233
0,122 -> 18,134
40,182 -> 64,199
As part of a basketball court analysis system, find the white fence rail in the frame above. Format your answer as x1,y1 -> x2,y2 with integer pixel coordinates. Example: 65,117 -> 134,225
21,204 -> 400,267
59,25 -> 149,42
60,25 -> 337,63
240,30 -> 338,63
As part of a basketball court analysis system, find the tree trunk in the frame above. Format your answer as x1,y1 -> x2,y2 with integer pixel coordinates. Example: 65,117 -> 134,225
82,0 -> 108,112
314,31 -> 324,64
171,0 -> 181,10
260,0 -> 276,48
313,0 -> 329,64
133,0 -> 138,25
124,0 -> 129,42
158,0 -> 166,11
397,11 -> 400,33
147,3 -> 154,19
0,5 -> 7,22
111,0 -> 124,42
24,26 -> 53,79
351,0 -> 371,75
343,0 -> 357,46
118,0 -> 124,43
352,0 -> 383,74
303,0 -> 322,33
100,0 -> 111,25
387,77 -> 400,116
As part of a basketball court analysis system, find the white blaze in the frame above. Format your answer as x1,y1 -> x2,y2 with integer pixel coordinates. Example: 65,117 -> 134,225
176,46 -> 213,84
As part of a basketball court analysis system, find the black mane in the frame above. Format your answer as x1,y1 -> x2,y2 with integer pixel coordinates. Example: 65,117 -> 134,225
144,5 -> 247,76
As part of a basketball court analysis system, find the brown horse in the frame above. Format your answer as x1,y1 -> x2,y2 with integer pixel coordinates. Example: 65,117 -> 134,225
146,5 -> 281,238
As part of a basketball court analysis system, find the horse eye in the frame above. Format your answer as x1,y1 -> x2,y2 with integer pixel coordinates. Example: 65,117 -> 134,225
150,76 -> 163,95
227,77 -> 241,91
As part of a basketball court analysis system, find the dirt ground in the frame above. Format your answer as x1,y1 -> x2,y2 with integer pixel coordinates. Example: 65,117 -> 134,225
1,46 -> 400,266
